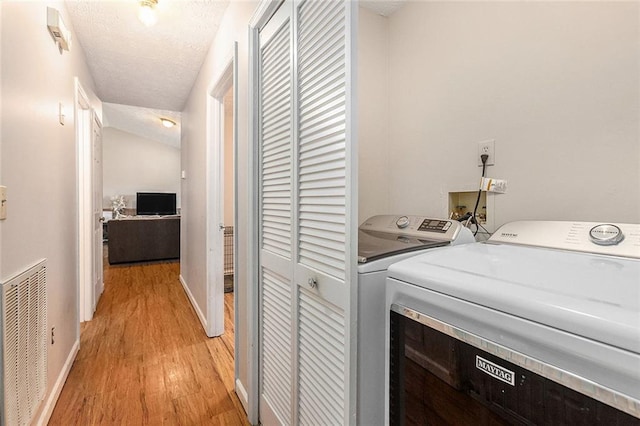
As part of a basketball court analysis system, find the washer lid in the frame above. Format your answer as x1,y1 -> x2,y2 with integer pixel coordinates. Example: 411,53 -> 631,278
358,229 -> 448,263
387,243 -> 640,354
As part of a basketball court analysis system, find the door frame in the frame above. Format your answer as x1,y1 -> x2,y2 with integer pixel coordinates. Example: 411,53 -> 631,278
248,1 -> 291,423
75,78 -> 95,324
205,43 -> 239,337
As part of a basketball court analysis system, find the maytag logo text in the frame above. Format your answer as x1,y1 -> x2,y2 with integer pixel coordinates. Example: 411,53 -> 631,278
476,356 -> 515,386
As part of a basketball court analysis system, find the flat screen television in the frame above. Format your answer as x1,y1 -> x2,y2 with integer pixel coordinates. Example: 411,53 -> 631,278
136,192 -> 177,216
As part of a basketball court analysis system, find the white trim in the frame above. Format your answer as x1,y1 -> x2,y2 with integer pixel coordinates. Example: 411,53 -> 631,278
290,3 -> 300,424
179,274 -> 208,331
344,2 -> 359,423
247,16 -> 261,426
249,0 -> 283,28
35,339 -> 80,426
75,77 -> 93,324
231,40 -> 240,392
235,378 -> 249,414
209,56 -> 235,99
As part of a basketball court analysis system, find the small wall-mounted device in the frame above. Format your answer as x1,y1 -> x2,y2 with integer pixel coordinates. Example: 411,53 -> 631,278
47,7 -> 71,52
0,185 -> 7,220
59,102 -> 65,126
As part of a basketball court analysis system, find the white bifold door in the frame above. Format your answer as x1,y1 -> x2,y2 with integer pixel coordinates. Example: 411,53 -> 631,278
257,1 -> 357,425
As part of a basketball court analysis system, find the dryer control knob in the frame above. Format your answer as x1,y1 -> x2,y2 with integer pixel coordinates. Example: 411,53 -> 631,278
396,216 -> 410,229
589,224 -> 624,246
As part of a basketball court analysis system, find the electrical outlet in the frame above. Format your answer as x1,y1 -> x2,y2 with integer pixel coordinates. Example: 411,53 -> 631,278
478,139 -> 495,166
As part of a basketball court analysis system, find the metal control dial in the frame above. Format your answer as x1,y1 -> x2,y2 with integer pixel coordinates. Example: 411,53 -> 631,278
396,216 -> 410,229
589,224 -> 624,246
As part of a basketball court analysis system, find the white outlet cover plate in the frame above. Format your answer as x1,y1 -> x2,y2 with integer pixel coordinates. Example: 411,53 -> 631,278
478,139 -> 495,166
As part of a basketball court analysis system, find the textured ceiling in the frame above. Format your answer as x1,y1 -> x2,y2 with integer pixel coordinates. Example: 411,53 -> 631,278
65,0 -> 229,111
103,103 -> 181,148
68,1 -> 402,148
360,0 -> 406,17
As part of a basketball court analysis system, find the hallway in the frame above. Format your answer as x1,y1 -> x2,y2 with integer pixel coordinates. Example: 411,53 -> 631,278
48,255 -> 246,425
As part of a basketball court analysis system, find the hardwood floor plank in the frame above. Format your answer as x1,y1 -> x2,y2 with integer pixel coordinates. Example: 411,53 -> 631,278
48,254 -> 247,425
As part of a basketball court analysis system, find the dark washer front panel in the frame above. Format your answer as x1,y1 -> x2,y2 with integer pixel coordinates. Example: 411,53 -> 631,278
389,311 -> 639,426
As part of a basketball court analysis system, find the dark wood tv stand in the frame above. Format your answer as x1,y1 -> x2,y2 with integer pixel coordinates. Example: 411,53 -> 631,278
107,216 -> 180,264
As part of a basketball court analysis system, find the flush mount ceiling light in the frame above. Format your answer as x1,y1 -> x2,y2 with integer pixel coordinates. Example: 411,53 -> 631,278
138,0 -> 159,27
160,118 -> 176,128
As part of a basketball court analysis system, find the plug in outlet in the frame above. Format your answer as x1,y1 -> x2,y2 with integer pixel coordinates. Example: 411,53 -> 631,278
478,140 -> 495,166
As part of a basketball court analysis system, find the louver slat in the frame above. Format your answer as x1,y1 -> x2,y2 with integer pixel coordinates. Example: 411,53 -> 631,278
297,0 -> 347,281
297,288 -> 345,426
262,268 -> 293,425
261,18 -> 292,260
4,284 -> 19,426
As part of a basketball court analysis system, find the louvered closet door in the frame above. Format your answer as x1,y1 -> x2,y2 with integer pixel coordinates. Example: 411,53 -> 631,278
258,0 -> 356,424
259,5 -> 294,426
293,1 -> 356,424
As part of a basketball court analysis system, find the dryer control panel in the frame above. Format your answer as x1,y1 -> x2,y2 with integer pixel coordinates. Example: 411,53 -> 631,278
489,221 -> 640,259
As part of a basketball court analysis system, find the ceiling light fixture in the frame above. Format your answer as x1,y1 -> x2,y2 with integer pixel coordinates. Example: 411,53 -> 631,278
138,0 -> 159,27
160,118 -> 176,128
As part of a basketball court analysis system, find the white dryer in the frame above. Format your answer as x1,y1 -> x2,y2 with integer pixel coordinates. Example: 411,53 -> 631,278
357,215 -> 474,425
385,221 -> 640,424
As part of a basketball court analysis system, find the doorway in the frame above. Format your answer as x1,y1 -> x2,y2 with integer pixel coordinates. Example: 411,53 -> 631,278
206,44 -> 238,344
222,86 -> 236,297
76,77 -> 103,324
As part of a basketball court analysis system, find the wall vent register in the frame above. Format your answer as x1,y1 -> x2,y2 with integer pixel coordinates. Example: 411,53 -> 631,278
1,260 -> 48,426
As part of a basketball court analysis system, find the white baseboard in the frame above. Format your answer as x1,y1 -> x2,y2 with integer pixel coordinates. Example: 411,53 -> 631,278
36,339 -> 80,426
179,274 -> 208,332
236,378 -> 249,413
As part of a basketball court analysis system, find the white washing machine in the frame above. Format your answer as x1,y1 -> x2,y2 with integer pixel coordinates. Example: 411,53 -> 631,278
385,221 -> 640,424
357,215 -> 474,425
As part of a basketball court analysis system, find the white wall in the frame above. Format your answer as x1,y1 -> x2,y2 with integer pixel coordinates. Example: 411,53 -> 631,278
358,7 -> 390,224
0,1 -> 100,423
180,0 -> 258,412
371,2 -> 640,228
102,127 -> 181,210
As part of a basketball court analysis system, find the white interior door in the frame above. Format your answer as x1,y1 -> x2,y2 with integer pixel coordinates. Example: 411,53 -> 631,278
206,48 -> 237,338
294,1 -> 356,423
258,1 -> 357,424
259,5 -> 294,424
92,114 -> 104,311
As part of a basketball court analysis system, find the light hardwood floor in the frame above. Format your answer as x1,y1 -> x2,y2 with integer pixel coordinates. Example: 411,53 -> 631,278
48,251 -> 247,425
